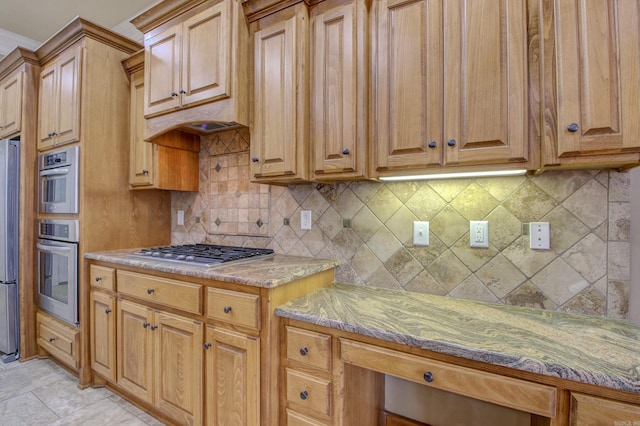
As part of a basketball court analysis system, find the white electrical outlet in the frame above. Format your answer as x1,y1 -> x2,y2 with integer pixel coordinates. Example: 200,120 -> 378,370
470,221 -> 489,248
413,221 -> 429,246
301,210 -> 312,230
177,210 -> 185,226
530,222 -> 550,249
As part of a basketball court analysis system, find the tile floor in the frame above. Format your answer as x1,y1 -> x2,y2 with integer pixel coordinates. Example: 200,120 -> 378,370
0,358 -> 164,425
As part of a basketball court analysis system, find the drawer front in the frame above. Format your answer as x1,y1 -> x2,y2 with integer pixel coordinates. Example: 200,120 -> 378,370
340,339 -> 557,418
207,288 -> 260,330
90,265 -> 115,291
287,409 -> 331,426
117,270 -> 202,314
286,368 -> 331,417
286,327 -> 331,372
37,312 -> 79,368
570,393 -> 640,425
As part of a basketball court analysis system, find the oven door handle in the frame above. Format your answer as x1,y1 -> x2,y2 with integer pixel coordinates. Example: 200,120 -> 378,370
37,243 -> 73,254
39,168 -> 70,177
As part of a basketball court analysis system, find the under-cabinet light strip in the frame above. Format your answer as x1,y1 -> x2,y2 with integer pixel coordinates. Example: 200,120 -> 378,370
378,169 -> 528,182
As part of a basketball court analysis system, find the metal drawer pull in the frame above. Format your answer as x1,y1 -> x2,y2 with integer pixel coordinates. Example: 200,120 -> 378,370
48,337 -> 56,343
204,343 -> 212,350
299,347 -> 309,356
143,322 -> 150,328
447,139 -> 456,147
423,371 -> 434,383
150,325 -> 158,331
299,391 -> 308,400
428,140 -> 437,148
147,288 -> 154,294
223,306 -> 232,314
105,308 -> 112,314
94,276 -> 102,282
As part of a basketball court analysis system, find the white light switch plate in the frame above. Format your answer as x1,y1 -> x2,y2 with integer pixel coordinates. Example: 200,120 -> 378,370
413,221 -> 429,246
530,222 -> 550,249
470,221 -> 489,248
177,210 -> 184,226
301,210 -> 312,230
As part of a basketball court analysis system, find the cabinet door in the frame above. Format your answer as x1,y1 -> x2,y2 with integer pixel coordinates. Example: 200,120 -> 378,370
205,326 -> 260,426
181,2 -> 232,107
129,70 -> 155,187
252,6 -> 307,179
0,70 -> 23,138
373,0 -> 442,172
443,0 -> 528,166
154,311 -> 203,426
90,291 -> 116,382
311,1 -> 366,178
55,46 -> 82,147
38,62 -> 57,150
117,299 -> 154,404
145,25 -> 181,117
555,0 -> 640,157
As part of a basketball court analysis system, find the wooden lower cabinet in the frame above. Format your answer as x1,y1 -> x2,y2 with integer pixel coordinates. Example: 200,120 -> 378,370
88,261 -> 336,425
117,299 -> 204,425
205,326 -> 260,425
281,318 -> 640,426
90,291 -> 116,381
36,311 -> 80,370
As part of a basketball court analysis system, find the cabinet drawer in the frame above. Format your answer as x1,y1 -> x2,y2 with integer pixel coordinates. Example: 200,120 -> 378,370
286,327 -> 331,372
207,288 -> 260,330
286,368 -> 331,417
90,265 -> 115,291
570,393 -> 640,424
287,409 -> 331,426
340,339 -> 556,418
117,270 -> 202,314
37,312 -> 79,369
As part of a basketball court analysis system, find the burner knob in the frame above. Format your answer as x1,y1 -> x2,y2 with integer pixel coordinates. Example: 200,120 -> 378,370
186,255 -> 195,261
164,253 -> 173,258
152,251 -> 161,257
176,255 -> 186,260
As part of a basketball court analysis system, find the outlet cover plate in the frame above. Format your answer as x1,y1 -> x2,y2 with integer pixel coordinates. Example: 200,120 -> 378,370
301,210 -> 312,230
530,222 -> 550,249
470,221 -> 489,248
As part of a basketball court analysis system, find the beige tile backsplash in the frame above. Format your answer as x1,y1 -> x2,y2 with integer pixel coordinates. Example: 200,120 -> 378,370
172,129 -> 631,319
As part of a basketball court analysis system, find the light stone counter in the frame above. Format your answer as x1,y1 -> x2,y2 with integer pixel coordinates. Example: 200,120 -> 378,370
275,283 -> 640,394
85,249 -> 339,288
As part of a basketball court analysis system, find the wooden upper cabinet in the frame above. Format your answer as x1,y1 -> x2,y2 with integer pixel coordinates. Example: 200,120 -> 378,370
144,2 -> 232,118
551,0 -> 640,163
373,0 -> 530,176
251,4 -> 309,182
443,0 -> 528,166
129,69 -> 156,187
0,70 -> 23,138
38,45 -> 82,150
311,0 -> 367,179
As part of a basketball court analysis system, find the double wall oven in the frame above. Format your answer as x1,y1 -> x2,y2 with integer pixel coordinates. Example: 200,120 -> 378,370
37,147 -> 80,326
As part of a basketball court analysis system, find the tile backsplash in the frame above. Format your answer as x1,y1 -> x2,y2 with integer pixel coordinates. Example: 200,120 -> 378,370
172,129 -> 631,319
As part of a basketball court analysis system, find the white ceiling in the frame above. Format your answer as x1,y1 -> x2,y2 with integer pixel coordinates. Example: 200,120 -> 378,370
0,0 -> 161,59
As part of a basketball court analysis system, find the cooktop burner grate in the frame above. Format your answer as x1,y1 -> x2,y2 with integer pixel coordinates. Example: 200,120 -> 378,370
128,244 -> 275,267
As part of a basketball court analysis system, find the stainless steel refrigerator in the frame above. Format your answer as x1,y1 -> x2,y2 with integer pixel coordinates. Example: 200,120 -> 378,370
0,139 -> 19,362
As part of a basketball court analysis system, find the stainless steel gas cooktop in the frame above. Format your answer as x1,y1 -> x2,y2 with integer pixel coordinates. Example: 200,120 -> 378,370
128,244 -> 275,268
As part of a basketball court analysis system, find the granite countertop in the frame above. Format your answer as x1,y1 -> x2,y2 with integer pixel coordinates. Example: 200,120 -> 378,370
275,283 -> 640,394
85,249 -> 339,288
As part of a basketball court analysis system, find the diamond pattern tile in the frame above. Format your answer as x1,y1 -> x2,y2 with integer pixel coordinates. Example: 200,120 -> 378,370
173,140 -> 631,319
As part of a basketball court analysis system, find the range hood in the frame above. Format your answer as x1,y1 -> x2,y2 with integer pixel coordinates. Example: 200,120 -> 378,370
180,122 -> 244,135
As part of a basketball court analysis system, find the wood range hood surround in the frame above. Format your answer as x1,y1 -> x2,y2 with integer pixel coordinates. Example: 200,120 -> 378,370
131,0 -> 249,141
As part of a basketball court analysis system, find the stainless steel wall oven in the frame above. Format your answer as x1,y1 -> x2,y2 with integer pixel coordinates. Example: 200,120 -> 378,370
36,219 -> 79,326
38,146 -> 79,214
